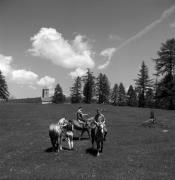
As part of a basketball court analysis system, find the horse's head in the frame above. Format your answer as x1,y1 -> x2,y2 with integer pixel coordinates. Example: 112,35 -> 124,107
97,123 -> 105,134
58,117 -> 68,126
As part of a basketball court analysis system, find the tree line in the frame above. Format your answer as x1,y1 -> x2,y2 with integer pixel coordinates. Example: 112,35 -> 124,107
0,38 -> 175,109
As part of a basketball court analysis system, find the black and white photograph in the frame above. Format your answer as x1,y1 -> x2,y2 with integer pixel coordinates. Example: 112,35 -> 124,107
0,0 -> 175,179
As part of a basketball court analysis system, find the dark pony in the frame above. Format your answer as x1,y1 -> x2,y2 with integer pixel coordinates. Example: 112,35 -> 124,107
72,117 -> 95,140
91,123 -> 105,156
49,123 -> 63,152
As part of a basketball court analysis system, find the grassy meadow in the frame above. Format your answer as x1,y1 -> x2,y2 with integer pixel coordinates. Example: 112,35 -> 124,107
0,103 -> 175,180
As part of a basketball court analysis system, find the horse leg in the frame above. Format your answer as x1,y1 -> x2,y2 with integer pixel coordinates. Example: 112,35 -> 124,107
96,142 -> 100,156
104,131 -> 107,141
67,138 -> 71,150
70,139 -> 73,150
59,136 -> 63,151
91,129 -> 95,149
80,129 -> 85,140
57,136 -> 62,152
100,141 -> 103,153
87,129 -> 91,139
50,137 -> 55,150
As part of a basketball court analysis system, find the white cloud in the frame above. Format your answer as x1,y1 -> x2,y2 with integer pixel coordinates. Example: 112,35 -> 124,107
0,54 -> 13,76
29,28 -> 95,70
37,76 -> 55,88
98,61 -> 111,70
69,68 -> 87,78
115,4 -> 175,53
100,48 -> 116,58
98,48 -> 116,70
0,53 -> 55,89
12,69 -> 38,85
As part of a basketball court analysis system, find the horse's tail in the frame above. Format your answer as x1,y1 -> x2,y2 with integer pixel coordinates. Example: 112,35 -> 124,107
49,124 -> 62,141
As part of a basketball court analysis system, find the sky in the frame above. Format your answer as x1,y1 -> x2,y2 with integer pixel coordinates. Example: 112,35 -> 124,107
0,0 -> 175,98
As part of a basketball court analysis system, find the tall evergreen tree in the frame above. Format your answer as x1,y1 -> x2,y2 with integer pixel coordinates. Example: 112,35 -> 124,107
96,73 -> 110,104
70,76 -> 82,103
135,61 -> 152,107
118,83 -> 126,106
153,38 -> 175,109
127,85 -> 137,106
145,88 -> 154,108
52,84 -> 65,103
111,83 -> 119,105
83,69 -> 95,103
0,71 -> 9,100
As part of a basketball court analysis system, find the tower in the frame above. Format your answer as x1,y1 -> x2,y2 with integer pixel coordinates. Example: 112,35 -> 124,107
42,88 -> 49,98
41,88 -> 51,104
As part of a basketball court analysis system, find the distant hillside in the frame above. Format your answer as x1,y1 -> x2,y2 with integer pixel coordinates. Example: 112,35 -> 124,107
8,97 -> 42,103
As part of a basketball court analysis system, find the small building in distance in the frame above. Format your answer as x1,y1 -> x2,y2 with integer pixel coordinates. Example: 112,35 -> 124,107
41,88 -> 52,104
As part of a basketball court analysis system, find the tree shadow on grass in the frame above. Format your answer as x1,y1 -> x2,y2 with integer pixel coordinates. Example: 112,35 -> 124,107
86,148 -> 97,157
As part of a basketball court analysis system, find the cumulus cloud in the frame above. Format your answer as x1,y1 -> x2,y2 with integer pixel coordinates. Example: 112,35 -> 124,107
29,28 -> 95,71
0,53 -> 55,89
98,48 -> 116,70
37,76 -> 55,88
69,68 -> 87,78
12,69 -> 38,85
0,54 -> 13,76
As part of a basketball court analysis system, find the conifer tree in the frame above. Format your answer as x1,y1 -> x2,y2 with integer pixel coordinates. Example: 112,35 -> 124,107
83,69 -> 95,103
153,38 -> 175,109
145,88 -> 154,108
0,71 -> 9,100
127,85 -> 137,106
70,76 -> 82,103
135,61 -> 152,107
52,84 -> 65,103
118,83 -> 126,106
111,83 -> 119,105
96,73 -> 110,104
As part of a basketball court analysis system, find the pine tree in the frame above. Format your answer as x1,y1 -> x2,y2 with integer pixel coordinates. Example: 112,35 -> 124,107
111,83 -> 119,105
135,61 -> 152,107
0,71 -> 9,100
70,76 -> 82,103
96,73 -> 110,104
118,83 -> 126,106
127,85 -> 137,106
52,84 -> 65,103
153,38 -> 175,109
83,69 -> 95,103
145,88 -> 154,108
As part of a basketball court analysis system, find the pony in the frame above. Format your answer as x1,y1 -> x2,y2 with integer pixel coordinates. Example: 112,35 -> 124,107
91,122 -> 105,156
49,123 -> 63,152
71,117 -> 95,140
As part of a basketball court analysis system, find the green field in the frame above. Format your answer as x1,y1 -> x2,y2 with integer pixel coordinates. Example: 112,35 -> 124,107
0,103 -> 175,180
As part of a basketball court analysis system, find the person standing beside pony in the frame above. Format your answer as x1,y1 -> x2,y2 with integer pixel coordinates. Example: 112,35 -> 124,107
65,120 -> 74,150
94,108 -> 108,141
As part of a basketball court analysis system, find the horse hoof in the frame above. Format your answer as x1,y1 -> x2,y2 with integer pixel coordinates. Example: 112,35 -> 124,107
97,152 -> 100,157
